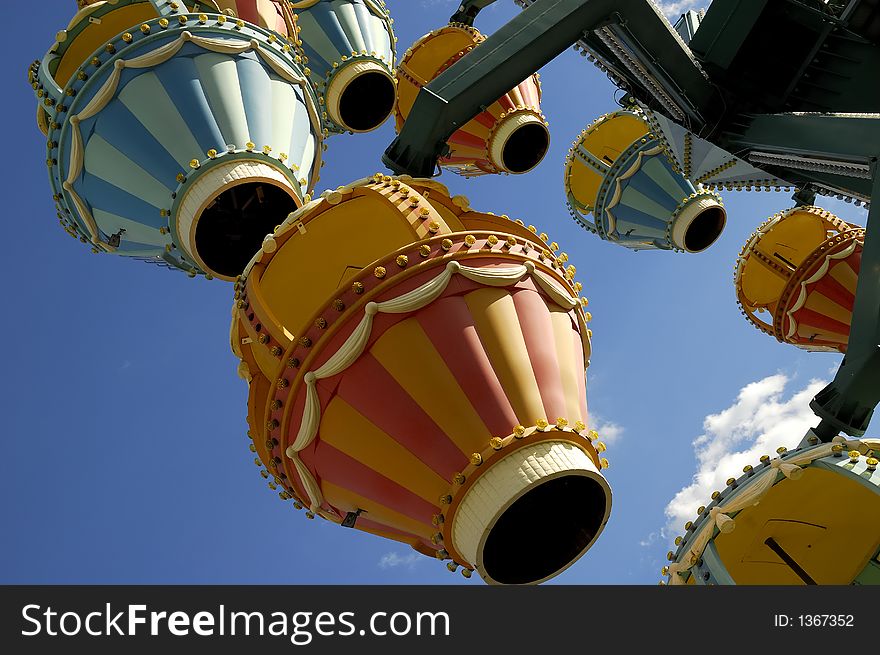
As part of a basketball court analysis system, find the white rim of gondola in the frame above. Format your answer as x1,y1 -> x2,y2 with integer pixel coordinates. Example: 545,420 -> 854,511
671,193 -> 727,253
176,159 -> 301,280
487,111 -> 549,175
452,440 -> 611,585
325,59 -> 396,133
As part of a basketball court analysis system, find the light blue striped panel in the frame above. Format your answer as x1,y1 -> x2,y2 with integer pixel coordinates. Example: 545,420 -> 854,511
77,176 -> 168,230
91,101 -> 183,190
317,3 -> 361,56
151,54 -> 229,154
193,52 -> 252,149
607,201 -> 670,241
61,28 -> 319,271
82,133 -> 174,210
236,55 -> 275,149
623,173 -> 684,213
115,243 -> 166,257
352,1 -> 380,53
286,84 -> 316,178
643,155 -> 694,199
295,0 -> 394,81
296,10 -> 341,76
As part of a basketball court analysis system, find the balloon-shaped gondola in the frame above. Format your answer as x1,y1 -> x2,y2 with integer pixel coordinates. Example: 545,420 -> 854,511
395,24 -> 549,177
231,174 -> 612,584
290,0 -> 398,134
735,206 -> 864,353
564,108 -> 726,252
34,0 -> 324,279
664,436 -> 880,585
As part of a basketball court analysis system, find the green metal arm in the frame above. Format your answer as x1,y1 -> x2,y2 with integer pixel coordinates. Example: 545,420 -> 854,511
722,113 -> 878,202
812,164 -> 880,438
383,0 -> 718,177
699,112 -> 880,438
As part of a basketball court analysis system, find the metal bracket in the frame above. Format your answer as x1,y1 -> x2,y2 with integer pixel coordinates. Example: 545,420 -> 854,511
341,509 -> 364,528
449,0 -> 499,26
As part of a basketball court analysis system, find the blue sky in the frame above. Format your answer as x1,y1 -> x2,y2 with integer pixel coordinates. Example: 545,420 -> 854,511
1,0 -> 868,585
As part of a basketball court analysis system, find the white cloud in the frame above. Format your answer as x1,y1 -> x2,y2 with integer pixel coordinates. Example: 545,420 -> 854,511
664,374 -> 826,537
640,531 -> 661,548
654,1 -> 703,18
378,552 -> 422,570
592,419 -> 624,445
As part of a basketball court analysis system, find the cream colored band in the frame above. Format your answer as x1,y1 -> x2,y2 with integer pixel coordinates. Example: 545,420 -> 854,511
451,440 -> 611,585
176,160 -> 298,278
671,194 -> 725,252
325,59 -> 395,133
488,112 -> 548,174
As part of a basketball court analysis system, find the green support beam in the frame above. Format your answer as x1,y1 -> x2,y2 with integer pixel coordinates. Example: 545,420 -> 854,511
387,0 -> 880,439
383,0 -> 718,176
724,113 -> 880,163
722,113 -> 879,202
812,166 -> 880,438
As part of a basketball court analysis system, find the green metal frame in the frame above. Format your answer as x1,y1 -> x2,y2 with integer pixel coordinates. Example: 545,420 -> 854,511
385,0 -> 880,439
382,0 -> 718,177
812,167 -> 880,438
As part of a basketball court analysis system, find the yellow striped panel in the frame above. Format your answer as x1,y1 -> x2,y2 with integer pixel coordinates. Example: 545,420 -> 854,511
567,156 -> 605,210
803,289 -> 852,326
357,524 -> 417,549
321,397 -> 451,503
506,84 -> 530,110
740,257 -> 789,307
549,307 -> 586,424
395,74 -> 421,119
581,114 -> 646,165
259,195 -> 418,334
828,261 -> 859,295
795,325 -> 849,344
370,318 -> 492,454
56,4 -> 156,87
322,481 -> 433,539
464,288 -> 545,425
462,114 -> 491,140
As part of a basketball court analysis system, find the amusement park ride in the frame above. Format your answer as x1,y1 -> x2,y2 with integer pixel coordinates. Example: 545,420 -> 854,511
31,0 -> 880,585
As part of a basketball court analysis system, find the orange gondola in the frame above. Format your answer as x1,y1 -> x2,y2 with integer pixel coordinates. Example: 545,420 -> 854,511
231,174 -> 611,584
735,206 -> 864,353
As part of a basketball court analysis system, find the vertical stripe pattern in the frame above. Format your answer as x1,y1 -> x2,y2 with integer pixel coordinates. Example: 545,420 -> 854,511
736,206 -> 864,353
565,109 -> 723,251
395,25 -> 545,177
292,0 -> 396,132
235,178 -> 594,558
308,284 -> 588,541
61,29 -> 320,274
